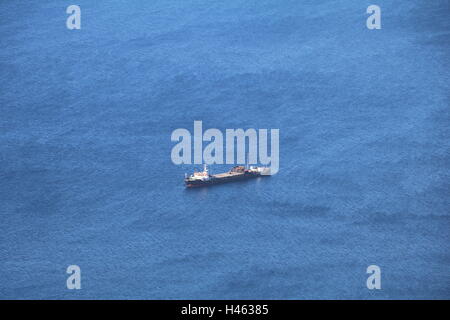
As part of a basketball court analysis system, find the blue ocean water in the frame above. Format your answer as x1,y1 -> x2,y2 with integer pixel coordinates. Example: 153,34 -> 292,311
0,0 -> 449,299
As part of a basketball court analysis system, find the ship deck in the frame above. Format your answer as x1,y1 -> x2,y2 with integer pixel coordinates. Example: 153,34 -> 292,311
212,172 -> 244,179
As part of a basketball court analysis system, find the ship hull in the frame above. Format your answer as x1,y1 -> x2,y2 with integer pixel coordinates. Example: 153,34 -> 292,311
185,171 -> 262,188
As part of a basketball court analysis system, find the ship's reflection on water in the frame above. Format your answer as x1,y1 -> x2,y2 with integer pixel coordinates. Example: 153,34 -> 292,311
183,176 -> 264,200
184,185 -> 209,198
183,183 -> 210,201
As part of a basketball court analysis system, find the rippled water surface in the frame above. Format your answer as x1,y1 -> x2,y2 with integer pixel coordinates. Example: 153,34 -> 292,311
1,0 -> 449,299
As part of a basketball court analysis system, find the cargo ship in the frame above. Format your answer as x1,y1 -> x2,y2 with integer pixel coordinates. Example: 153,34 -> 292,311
184,164 -> 270,188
